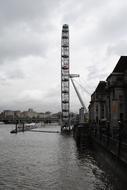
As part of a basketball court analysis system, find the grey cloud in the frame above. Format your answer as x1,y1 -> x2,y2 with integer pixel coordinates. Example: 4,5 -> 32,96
0,68 -> 25,85
0,28 -> 47,62
0,0 -> 59,63
87,64 -> 108,81
91,3 -> 127,45
98,5 -> 127,42
0,0 -> 59,28
45,86 -> 60,99
0,98 -> 60,113
0,0 -> 126,112
61,0 -> 107,24
7,69 -> 25,79
0,75 -> 9,85
107,40 -> 127,56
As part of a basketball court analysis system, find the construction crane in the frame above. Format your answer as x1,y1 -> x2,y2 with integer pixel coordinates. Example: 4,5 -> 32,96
69,74 -> 88,124
69,74 -> 87,113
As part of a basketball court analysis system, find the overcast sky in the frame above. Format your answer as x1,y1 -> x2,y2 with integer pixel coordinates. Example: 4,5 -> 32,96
0,0 -> 127,113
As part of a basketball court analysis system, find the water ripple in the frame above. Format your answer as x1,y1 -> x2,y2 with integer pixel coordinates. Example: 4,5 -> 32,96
0,124 -> 126,190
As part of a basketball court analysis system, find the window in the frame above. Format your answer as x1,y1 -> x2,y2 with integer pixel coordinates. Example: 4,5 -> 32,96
120,113 -> 124,121
112,89 -> 115,99
117,77 -> 123,81
119,95 -> 123,100
119,103 -> 123,109
96,105 -> 98,112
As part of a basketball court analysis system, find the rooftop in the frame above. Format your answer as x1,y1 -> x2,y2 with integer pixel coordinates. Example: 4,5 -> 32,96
113,56 -> 127,73
91,81 -> 106,97
95,81 -> 106,93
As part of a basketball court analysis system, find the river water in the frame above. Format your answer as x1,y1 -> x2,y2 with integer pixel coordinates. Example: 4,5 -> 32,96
0,124 -> 127,190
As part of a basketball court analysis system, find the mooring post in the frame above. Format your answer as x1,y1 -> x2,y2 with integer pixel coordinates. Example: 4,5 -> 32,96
15,120 -> 18,133
22,122 -> 24,132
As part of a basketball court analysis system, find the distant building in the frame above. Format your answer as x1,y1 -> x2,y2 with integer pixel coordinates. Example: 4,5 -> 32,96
89,56 -> 127,137
3,110 -> 15,120
43,112 -> 51,119
50,113 -> 59,122
14,111 -> 21,118
21,109 -> 38,118
1,109 -> 74,124
37,113 -> 45,119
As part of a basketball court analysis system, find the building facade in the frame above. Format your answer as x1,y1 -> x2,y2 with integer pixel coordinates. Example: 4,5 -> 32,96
89,81 -> 106,124
89,56 -> 127,137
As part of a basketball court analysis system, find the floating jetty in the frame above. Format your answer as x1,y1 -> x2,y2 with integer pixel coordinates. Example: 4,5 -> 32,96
30,130 -> 60,133
10,123 -> 40,133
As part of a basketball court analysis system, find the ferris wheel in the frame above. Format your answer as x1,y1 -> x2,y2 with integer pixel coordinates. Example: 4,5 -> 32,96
61,24 -> 70,131
61,24 -> 88,132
